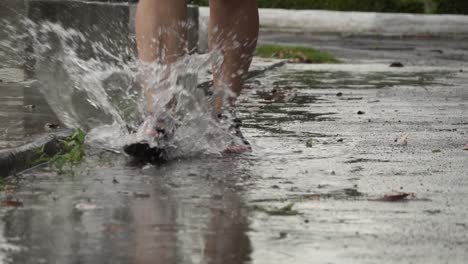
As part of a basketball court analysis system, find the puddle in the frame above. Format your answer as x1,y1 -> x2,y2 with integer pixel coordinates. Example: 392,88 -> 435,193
1,6 -> 468,263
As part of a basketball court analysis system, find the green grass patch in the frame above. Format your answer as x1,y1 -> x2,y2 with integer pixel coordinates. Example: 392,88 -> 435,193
256,44 -> 340,63
0,178 -> 6,192
35,129 -> 86,174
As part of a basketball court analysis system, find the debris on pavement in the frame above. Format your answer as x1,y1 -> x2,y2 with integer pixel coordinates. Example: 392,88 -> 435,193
23,104 -> 36,110
1,199 -> 23,208
397,134 -> 409,146
390,62 -> 404,67
357,110 -> 365,115
306,138 -> 314,148
133,192 -> 151,198
464,143 -> 468,150
370,192 -> 416,202
44,123 -> 61,131
103,223 -> 121,233
75,203 -> 98,211
253,203 -> 300,216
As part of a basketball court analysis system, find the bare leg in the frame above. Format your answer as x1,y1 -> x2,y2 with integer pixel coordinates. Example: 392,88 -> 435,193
209,0 -> 259,115
135,0 -> 188,112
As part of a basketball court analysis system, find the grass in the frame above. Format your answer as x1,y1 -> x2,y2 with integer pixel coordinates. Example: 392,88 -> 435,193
256,44 -> 340,63
0,178 -> 6,192
35,129 -> 86,174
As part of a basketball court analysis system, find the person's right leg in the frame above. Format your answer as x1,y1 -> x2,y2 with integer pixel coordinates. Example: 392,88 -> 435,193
135,0 -> 188,113
209,0 -> 259,116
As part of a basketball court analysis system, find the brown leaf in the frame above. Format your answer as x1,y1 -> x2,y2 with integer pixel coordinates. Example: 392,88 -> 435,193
1,199 -> 23,208
370,192 -> 415,202
276,51 -> 285,58
103,223 -> 121,233
303,194 -> 321,201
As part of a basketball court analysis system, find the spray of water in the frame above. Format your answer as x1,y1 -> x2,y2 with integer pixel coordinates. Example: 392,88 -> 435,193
0,17 -> 234,158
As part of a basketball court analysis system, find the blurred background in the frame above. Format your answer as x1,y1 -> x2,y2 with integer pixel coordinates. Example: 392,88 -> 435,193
191,0 -> 468,15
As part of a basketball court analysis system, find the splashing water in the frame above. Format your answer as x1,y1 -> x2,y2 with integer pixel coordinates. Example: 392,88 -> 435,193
1,18 -> 234,158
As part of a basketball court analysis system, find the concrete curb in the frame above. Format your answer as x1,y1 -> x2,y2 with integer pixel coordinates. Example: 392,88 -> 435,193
258,9 -> 468,36
0,129 -> 74,178
198,7 -> 468,51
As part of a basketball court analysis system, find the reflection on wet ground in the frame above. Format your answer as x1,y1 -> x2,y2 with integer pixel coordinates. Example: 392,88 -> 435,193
3,155 -> 252,264
1,63 -> 468,263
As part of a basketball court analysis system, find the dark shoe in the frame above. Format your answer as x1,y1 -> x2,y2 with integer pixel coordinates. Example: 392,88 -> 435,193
123,112 -> 176,161
218,111 -> 251,153
137,112 -> 177,144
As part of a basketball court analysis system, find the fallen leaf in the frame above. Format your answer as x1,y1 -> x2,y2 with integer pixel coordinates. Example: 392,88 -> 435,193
370,192 -> 415,202
1,199 -> 23,208
253,203 -> 299,216
75,203 -> 98,210
398,134 -> 409,146
432,149 -> 442,153
44,123 -> 60,131
306,138 -> 314,148
133,192 -> 151,198
390,62 -> 404,67
103,223 -> 121,232
23,104 -> 36,110
303,194 -> 321,201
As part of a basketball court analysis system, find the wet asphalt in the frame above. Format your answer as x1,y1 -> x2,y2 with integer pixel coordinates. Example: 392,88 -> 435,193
1,35 -> 468,263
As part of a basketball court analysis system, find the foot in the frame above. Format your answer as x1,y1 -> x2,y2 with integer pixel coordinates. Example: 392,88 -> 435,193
123,112 -> 177,161
139,111 -> 177,144
218,111 -> 251,154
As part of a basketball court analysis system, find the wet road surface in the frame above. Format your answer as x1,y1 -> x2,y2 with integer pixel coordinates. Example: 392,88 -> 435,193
0,83 -> 61,149
1,60 -> 467,263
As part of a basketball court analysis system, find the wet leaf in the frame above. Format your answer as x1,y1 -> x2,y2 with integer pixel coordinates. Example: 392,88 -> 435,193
253,203 -> 299,216
306,138 -> 314,148
103,223 -> 121,232
370,192 -> 415,202
23,104 -> 36,110
343,188 -> 363,197
133,192 -> 150,198
44,123 -> 61,131
432,149 -> 442,153
398,134 -> 409,146
1,199 -> 23,208
390,62 -> 404,67
75,203 -> 98,210
303,194 -> 321,201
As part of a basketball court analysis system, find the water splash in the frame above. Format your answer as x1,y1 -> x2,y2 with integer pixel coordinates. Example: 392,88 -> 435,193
1,18 -> 234,157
